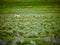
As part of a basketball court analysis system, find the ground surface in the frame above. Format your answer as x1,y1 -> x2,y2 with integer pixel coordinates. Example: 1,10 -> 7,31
0,1 -> 60,45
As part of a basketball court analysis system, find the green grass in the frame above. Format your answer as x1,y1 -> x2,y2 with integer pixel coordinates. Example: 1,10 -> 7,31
0,1 -> 60,45
1,0 -> 60,2
0,12 -> 60,45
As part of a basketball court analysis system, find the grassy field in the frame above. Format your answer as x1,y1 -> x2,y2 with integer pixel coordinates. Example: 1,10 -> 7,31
0,1 -> 60,45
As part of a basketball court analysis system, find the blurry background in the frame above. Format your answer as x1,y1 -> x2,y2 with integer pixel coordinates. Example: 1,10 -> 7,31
0,0 -> 60,45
